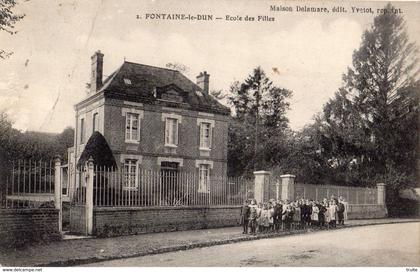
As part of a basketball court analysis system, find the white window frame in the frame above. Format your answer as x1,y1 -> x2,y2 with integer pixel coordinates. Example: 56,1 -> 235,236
125,112 -> 140,143
165,117 -> 179,147
123,78 -> 132,85
199,122 -> 212,150
162,113 -> 182,148
92,112 -> 99,133
123,159 -> 138,191
122,108 -> 144,144
197,118 -> 215,151
198,164 -> 211,193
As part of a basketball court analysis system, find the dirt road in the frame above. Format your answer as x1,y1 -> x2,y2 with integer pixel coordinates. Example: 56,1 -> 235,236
85,222 -> 420,267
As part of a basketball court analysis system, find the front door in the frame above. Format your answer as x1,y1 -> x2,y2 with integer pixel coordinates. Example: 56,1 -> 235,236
160,162 -> 179,205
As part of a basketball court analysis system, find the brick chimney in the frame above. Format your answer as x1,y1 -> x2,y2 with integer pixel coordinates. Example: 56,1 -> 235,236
196,71 -> 210,95
90,50 -> 104,93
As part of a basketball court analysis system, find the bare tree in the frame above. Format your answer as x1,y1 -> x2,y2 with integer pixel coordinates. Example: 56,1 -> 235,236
0,0 -> 25,59
165,62 -> 189,73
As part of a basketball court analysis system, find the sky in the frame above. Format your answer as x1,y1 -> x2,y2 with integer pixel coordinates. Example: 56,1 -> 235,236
0,0 -> 419,133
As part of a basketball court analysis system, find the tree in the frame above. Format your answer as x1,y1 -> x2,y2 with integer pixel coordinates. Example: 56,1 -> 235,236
227,67 -> 292,175
0,111 -> 75,162
319,4 -> 419,190
56,127 -> 75,160
0,0 -> 25,59
165,62 -> 189,73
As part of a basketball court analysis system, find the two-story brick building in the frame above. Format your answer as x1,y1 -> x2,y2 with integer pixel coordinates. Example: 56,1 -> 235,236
67,51 -> 230,196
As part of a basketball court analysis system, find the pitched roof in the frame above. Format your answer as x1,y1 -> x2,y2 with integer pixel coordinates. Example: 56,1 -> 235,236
97,61 -> 230,115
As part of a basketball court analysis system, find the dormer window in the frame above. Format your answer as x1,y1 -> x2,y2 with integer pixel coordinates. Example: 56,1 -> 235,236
123,78 -> 132,85
156,84 -> 187,103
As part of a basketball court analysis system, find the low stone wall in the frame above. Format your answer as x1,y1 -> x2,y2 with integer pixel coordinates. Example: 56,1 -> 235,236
347,204 -> 387,219
0,208 -> 61,248
92,204 -> 387,237
93,206 -> 241,237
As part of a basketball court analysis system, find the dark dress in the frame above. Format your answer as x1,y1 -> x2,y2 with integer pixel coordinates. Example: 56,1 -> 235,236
248,206 -> 258,234
337,202 -> 345,224
306,205 -> 313,224
318,204 -> 327,226
273,204 -> 282,224
240,205 -> 250,225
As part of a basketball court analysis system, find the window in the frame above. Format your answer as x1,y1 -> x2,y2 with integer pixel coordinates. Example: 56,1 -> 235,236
198,164 -> 210,193
92,112 -> 99,133
123,78 -> 132,85
125,113 -> 139,142
165,118 -> 178,146
200,122 -> 212,149
123,159 -> 138,190
80,118 -> 85,144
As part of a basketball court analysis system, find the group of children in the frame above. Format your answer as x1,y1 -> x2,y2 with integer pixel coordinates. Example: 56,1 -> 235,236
240,196 -> 349,235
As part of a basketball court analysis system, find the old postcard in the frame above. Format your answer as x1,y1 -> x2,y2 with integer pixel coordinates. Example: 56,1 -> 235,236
0,0 -> 419,269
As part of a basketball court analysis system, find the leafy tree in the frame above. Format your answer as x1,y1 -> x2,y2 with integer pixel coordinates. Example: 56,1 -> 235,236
0,111 -> 74,162
0,111 -> 20,158
0,0 -> 25,59
319,4 -> 419,191
57,127 -> 75,160
227,67 -> 292,175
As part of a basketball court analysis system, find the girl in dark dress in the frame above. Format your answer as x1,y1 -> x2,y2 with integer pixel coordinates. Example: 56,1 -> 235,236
318,201 -> 327,229
248,199 -> 258,235
240,200 -> 250,234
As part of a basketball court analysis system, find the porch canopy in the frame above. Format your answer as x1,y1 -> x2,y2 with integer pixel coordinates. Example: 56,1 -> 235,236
76,131 -> 117,169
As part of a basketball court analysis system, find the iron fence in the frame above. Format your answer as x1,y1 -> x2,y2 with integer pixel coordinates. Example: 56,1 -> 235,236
294,183 -> 377,204
79,166 -> 253,207
0,160 -> 55,209
268,176 -> 282,201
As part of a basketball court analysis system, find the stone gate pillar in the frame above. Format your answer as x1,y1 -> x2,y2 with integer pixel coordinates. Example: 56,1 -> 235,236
54,156 -> 62,232
280,174 -> 295,201
377,183 -> 386,205
253,171 -> 270,204
86,157 -> 94,236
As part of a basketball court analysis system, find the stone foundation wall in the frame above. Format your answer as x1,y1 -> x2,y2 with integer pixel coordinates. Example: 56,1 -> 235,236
93,206 -> 241,237
347,204 -> 387,219
91,204 -> 387,237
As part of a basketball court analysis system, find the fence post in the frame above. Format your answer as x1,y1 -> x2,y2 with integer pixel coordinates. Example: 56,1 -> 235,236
54,156 -> 62,233
253,171 -> 270,204
377,183 -> 386,205
86,157 -> 94,236
280,174 -> 295,201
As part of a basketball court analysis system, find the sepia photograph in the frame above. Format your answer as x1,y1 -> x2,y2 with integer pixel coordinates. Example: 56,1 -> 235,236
0,0 -> 419,269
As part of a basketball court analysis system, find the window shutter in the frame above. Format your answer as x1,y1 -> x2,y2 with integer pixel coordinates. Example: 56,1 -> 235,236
209,126 -> 212,148
165,119 -> 169,144
137,119 -> 141,141
125,115 -> 130,140
199,123 -> 203,148
175,120 -> 179,145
